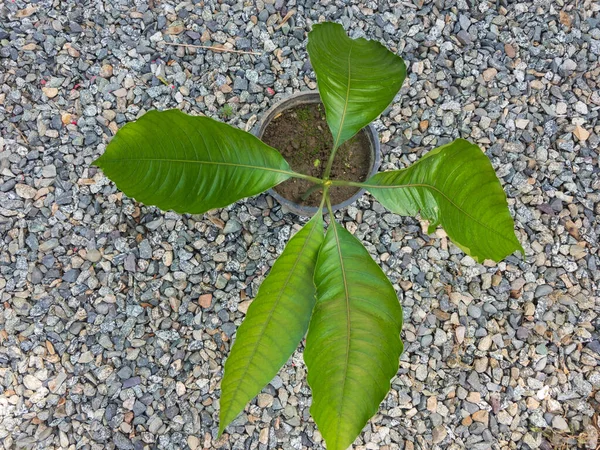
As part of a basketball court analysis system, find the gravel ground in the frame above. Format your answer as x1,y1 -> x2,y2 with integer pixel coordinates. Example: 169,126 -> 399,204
1,0 -> 599,449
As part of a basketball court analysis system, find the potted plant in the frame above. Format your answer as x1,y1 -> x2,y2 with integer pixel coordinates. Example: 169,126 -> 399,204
254,90 -> 381,216
93,22 -> 523,450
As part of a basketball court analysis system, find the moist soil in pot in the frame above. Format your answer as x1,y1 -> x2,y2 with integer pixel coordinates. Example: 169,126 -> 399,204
261,103 -> 372,207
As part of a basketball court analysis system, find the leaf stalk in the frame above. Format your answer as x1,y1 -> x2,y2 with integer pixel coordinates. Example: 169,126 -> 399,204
330,179 -> 364,188
289,171 -> 324,185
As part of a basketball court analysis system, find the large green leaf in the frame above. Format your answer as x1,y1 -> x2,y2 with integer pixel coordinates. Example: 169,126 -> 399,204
365,138 -> 523,262
305,221 -> 403,450
219,213 -> 324,435
307,22 -> 406,150
93,109 -> 294,214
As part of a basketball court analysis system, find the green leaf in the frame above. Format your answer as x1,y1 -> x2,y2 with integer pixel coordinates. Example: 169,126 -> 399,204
305,221 -> 403,450
219,213 -> 324,435
307,22 -> 406,149
93,109 -> 293,214
365,138 -> 523,262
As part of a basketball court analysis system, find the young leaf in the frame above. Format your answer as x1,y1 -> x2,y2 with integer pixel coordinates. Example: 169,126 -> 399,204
307,22 -> 406,150
93,109 -> 293,214
365,138 -> 523,262
305,221 -> 403,450
219,213 -> 324,435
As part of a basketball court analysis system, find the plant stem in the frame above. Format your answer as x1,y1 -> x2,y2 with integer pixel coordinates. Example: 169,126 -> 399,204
322,145 -> 339,181
319,184 -> 329,212
288,171 -> 324,185
316,180 -> 332,217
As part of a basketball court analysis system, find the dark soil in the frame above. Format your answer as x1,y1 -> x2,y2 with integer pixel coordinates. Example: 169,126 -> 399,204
261,103 -> 372,207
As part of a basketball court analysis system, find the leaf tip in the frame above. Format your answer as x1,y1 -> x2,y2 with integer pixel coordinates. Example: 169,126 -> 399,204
217,411 -> 229,438
516,241 -> 526,258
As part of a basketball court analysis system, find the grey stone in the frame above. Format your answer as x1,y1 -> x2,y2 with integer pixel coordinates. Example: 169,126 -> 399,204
468,304 -> 482,319
457,30 -> 472,45
139,240 -> 152,259
39,239 -> 59,252
233,77 -> 248,91
114,433 -> 134,450
534,285 -> 553,298
124,253 -> 136,272
223,219 -> 242,234
62,269 -> 80,283
145,218 -> 164,230
122,377 -> 141,389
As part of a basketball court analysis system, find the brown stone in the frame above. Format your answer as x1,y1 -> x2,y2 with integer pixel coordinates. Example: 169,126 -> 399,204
504,44 -> 516,58
199,294 -> 212,308
427,396 -> 438,412
483,67 -> 497,82
530,80 -> 544,90
573,125 -> 590,142
65,44 -> 80,58
61,113 -> 72,125
559,10 -> 572,27
165,25 -> 185,35
467,392 -> 481,403
42,87 -> 58,99
472,410 -> 489,425
238,300 -> 252,314
100,64 -> 113,78
15,6 -> 38,18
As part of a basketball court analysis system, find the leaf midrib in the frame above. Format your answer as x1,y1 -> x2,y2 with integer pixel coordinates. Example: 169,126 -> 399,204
222,219 -> 321,424
98,157 -> 295,178
366,181 -> 518,250
332,42 -> 353,151
330,222 -> 352,438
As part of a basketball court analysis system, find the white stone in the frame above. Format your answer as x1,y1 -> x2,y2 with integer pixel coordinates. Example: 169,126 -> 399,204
478,335 -> 493,352
515,118 -> 529,129
23,375 -> 42,390
556,102 -> 567,115
257,393 -> 273,408
15,184 -> 37,199
455,326 -> 466,344
574,101 -> 588,115
552,416 -> 569,431
187,436 -> 200,450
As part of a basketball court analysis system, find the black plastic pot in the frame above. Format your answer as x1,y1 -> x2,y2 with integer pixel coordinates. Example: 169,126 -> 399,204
254,91 -> 381,217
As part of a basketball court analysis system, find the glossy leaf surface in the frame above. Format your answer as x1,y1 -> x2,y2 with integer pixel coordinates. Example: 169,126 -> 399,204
366,138 -> 523,262
93,109 -> 293,214
305,221 -> 403,450
307,22 -> 406,149
219,213 -> 324,435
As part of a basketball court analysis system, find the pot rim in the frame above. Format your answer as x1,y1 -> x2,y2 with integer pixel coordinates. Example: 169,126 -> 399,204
253,90 -> 381,217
